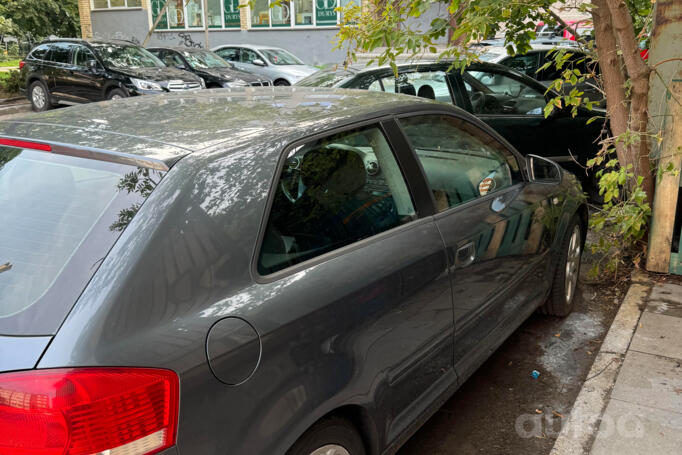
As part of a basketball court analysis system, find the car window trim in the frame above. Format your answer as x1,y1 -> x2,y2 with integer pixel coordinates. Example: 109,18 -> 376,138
392,109 -> 529,214
251,116 -> 427,284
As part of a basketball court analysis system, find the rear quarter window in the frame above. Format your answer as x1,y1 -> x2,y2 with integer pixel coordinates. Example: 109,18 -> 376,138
28,44 -> 51,61
0,147 -> 165,335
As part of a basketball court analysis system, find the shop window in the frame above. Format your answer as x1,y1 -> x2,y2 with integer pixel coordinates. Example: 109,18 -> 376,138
252,0 -> 270,27
272,1 -> 292,27
207,0 -> 222,27
294,0 -> 313,25
168,0 -> 186,28
223,0 -> 240,28
186,0 -> 204,27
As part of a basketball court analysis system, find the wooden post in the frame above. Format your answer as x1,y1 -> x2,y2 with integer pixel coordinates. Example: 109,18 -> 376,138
646,73 -> 682,273
142,0 -> 172,47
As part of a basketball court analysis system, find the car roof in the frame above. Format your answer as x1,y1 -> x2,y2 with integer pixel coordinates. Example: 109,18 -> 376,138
37,38 -> 141,47
480,44 -> 584,61
148,46 -> 212,53
216,44 -> 286,51
0,87 -> 439,169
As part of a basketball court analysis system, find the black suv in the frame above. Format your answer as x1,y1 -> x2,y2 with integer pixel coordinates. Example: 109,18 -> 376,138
148,46 -> 272,88
22,39 -> 205,111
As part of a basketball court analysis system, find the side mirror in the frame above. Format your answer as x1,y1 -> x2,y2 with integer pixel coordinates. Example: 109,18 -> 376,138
527,154 -> 562,183
252,58 -> 266,67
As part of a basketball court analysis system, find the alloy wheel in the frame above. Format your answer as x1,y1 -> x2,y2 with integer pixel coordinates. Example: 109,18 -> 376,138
310,445 -> 351,455
564,224 -> 581,304
32,85 -> 46,109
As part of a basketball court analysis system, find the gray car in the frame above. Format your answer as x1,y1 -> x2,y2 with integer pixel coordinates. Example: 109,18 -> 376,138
212,44 -> 317,85
0,87 -> 586,455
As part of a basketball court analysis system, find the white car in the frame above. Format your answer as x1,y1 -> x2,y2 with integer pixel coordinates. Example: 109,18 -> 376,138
211,44 -> 317,86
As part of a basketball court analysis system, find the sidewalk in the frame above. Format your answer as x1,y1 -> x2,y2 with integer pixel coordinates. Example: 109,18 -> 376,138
590,280 -> 682,454
551,272 -> 682,454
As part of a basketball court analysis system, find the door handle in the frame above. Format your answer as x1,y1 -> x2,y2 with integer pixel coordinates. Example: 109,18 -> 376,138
455,242 -> 476,268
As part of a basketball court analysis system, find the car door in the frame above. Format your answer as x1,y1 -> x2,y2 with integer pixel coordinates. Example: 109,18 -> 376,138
456,65 -> 602,174
68,45 -> 107,102
256,121 -> 455,447
45,42 -> 76,100
214,46 -> 240,64
236,47 -> 269,78
397,113 -> 557,381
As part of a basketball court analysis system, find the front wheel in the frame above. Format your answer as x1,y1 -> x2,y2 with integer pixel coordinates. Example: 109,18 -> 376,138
29,81 -> 52,112
275,79 -> 290,86
539,217 -> 583,316
287,417 -> 365,455
107,88 -> 128,100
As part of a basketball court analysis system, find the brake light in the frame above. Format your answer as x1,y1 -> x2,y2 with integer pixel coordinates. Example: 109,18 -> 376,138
0,368 -> 179,455
0,138 -> 52,151
19,60 -> 25,70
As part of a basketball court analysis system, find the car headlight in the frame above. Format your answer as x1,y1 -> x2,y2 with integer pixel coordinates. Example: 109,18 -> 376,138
131,78 -> 163,91
224,79 -> 249,88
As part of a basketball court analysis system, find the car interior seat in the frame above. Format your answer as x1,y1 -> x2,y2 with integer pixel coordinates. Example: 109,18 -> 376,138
417,85 -> 436,99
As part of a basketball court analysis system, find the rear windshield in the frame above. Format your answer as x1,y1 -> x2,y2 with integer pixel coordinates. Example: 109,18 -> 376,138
0,147 -> 164,335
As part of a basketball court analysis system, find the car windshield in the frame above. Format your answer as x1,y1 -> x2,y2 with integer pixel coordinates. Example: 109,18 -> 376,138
0,146 -> 164,335
296,68 -> 355,87
260,49 -> 304,65
91,43 -> 164,68
479,52 -> 504,62
182,50 -> 232,69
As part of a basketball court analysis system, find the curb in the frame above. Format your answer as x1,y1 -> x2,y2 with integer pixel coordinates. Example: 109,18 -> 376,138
549,270 -> 653,455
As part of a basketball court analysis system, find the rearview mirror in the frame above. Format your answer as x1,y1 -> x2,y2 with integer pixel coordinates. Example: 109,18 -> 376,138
252,58 -> 266,67
527,154 -> 561,183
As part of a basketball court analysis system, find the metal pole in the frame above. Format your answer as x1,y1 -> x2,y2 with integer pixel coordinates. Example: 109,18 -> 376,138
203,0 -> 210,48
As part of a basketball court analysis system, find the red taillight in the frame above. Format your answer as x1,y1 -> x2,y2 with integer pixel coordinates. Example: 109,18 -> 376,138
19,61 -> 25,70
0,138 -> 52,151
0,368 -> 179,455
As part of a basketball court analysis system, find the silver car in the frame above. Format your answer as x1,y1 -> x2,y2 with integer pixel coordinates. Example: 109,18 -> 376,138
211,44 -> 317,86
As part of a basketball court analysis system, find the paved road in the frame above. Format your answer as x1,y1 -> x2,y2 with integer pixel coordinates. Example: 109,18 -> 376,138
398,260 -> 626,455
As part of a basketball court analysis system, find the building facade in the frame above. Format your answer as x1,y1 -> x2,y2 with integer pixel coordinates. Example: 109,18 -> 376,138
78,0 -> 362,64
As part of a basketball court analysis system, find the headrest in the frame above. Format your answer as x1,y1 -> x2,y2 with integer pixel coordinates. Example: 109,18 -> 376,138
301,147 -> 366,195
398,83 -> 416,96
418,84 -> 435,99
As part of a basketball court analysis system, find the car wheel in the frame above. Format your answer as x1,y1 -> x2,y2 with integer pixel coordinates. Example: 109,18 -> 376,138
287,417 -> 366,455
107,88 -> 128,100
539,217 -> 583,316
29,81 -> 52,112
275,79 -> 290,86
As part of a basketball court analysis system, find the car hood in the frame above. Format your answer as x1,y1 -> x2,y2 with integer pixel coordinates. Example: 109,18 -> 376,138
0,335 -> 52,372
111,66 -> 201,83
274,65 -> 318,79
198,67 -> 266,83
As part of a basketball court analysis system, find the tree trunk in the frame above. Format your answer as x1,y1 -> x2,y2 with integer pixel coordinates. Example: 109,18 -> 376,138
592,0 -> 630,169
605,0 -> 654,201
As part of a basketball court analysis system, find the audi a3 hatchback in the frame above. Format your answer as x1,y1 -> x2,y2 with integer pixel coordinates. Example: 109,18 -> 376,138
22,39 -> 204,111
0,87 -> 586,455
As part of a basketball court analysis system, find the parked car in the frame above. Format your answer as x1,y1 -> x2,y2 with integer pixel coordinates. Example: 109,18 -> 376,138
297,61 -> 605,198
0,87 -> 587,455
211,44 -> 317,85
147,46 -> 272,87
480,45 -> 603,105
21,39 -> 204,112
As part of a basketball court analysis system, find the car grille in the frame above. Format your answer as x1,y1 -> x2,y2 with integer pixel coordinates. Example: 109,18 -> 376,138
167,80 -> 202,91
250,80 -> 272,87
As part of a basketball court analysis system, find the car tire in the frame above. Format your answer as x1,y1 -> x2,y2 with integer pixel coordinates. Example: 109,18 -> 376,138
287,417 -> 366,455
539,216 -> 583,317
29,80 -> 52,112
275,79 -> 290,86
107,88 -> 128,100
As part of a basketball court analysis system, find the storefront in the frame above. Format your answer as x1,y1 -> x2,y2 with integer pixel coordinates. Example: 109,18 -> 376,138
80,0 -> 361,64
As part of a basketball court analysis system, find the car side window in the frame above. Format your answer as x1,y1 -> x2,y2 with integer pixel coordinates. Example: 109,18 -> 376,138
72,46 -> 97,67
502,53 -> 540,78
216,47 -> 239,61
165,52 -> 185,68
50,43 -> 75,65
463,70 -> 546,116
399,114 -> 522,211
258,126 -> 416,275
397,71 -> 454,103
29,44 -> 51,61
241,49 -> 260,64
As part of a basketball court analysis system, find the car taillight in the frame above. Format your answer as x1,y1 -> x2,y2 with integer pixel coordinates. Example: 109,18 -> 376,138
0,138 -> 52,151
19,60 -> 25,70
0,368 -> 179,455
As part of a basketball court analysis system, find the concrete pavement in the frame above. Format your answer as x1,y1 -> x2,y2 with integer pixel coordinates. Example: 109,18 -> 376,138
552,273 -> 682,455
